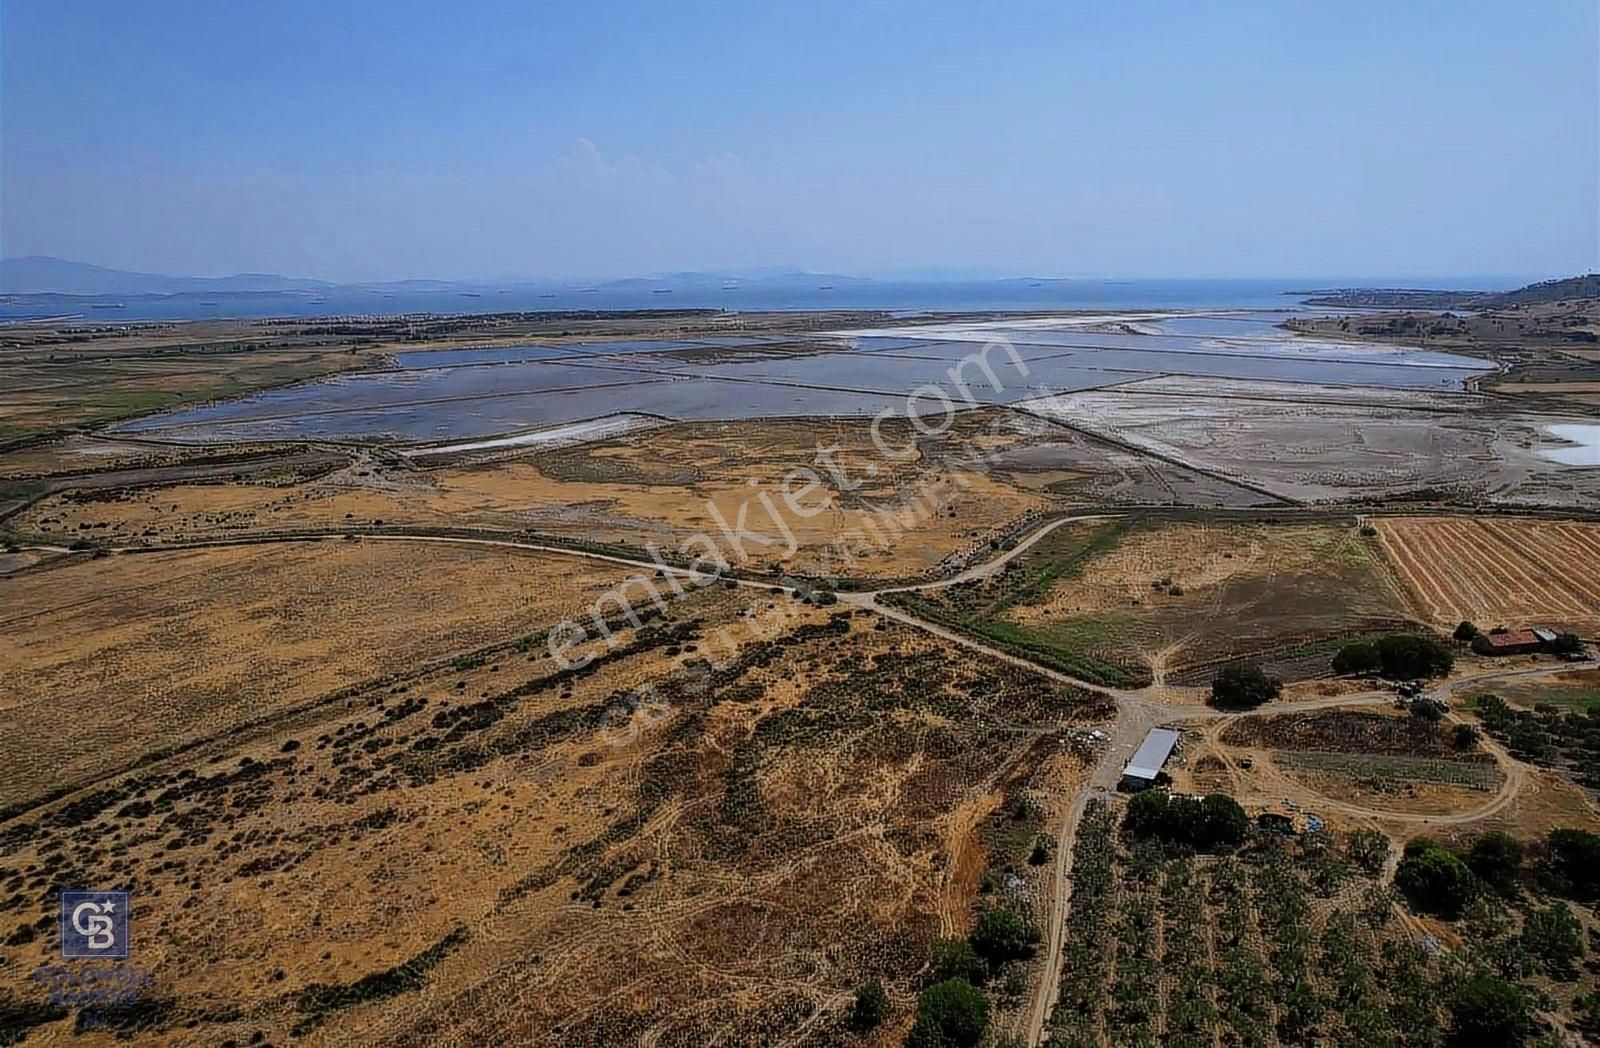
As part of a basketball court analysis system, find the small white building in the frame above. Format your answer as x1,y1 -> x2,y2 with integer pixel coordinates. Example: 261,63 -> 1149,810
1121,728 -> 1180,790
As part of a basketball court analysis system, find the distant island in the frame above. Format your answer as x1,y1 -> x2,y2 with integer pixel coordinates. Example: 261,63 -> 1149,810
1293,273 -> 1600,310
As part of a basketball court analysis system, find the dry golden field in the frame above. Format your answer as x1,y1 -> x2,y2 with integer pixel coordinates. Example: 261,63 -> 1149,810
0,541 -> 641,811
1375,516 -> 1600,635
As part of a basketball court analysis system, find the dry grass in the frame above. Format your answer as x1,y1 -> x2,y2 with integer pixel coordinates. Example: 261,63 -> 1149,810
0,540 -> 639,810
12,417 -> 1052,581
1376,516 -> 1600,635
0,567 -> 1109,1045
970,519 -> 1411,679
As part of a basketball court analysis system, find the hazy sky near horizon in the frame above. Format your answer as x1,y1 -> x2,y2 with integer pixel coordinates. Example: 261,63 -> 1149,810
3,1 -> 1596,283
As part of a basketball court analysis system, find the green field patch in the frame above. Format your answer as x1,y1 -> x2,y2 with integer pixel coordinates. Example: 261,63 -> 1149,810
882,517 -> 1154,687
882,593 -> 1151,688
1468,681 -> 1600,715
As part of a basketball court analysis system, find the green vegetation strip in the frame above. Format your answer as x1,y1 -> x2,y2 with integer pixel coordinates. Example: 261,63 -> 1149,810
1274,750 -> 1500,791
881,591 -> 1150,687
994,517 -> 1143,611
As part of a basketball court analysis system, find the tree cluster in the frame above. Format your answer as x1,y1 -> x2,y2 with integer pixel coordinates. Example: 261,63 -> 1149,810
1207,662 -> 1281,709
1332,633 -> 1453,679
1123,791 -> 1248,851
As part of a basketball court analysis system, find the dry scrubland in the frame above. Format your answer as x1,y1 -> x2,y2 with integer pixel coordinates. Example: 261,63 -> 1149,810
1376,516 -> 1600,636
0,549 -> 1110,1044
0,541 -> 644,811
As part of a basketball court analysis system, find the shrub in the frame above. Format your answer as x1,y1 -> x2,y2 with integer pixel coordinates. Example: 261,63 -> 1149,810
1345,828 -> 1391,875
1028,833 -> 1051,866
1409,697 -> 1447,722
1551,633 -> 1583,655
1446,974 -> 1532,1047
906,979 -> 989,1048
1453,620 -> 1481,642
928,938 -> 986,986
1395,837 -> 1473,917
1331,641 -> 1381,676
1375,634 -> 1454,679
1208,663 -> 1281,709
1543,828 -> 1600,900
968,907 -> 1039,971
1452,723 -> 1480,749
849,980 -> 889,1031
1466,832 -> 1524,896
1520,901 -> 1584,979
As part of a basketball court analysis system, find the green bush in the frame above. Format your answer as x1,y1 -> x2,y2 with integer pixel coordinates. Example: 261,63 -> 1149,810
1344,828 -> 1391,875
906,979 -> 989,1048
1331,641 -> 1381,675
1394,837 -> 1473,917
968,907 -> 1039,971
1123,791 -> 1247,851
849,980 -> 889,1031
1551,632 -> 1583,655
1375,634 -> 1454,679
1453,620 -> 1480,642
928,937 -> 986,986
1208,662 -> 1281,709
1520,901 -> 1584,979
1544,828 -> 1600,900
1446,974 -> 1532,1046
1409,697 -> 1447,722
1466,832 -> 1524,896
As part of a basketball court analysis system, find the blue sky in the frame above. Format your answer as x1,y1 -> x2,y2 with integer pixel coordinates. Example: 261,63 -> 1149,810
2,0 -> 1595,282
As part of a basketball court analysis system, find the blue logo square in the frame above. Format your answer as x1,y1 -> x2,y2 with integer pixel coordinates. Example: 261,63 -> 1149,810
60,891 -> 129,959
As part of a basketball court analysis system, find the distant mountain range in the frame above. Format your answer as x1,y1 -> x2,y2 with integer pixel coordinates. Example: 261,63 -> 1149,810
0,256 -> 876,297
0,256 -> 339,296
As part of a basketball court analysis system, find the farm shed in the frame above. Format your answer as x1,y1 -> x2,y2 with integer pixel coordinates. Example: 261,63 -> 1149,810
1472,630 -> 1542,656
1120,728 -> 1180,790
